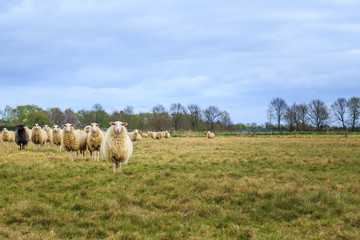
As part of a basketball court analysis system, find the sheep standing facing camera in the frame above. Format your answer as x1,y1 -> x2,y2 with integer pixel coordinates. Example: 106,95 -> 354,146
101,121 -> 133,174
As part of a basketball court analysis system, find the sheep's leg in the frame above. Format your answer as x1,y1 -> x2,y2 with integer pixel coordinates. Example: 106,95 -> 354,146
117,163 -> 122,173
68,151 -> 71,161
60,146 -> 61,153
113,163 -> 117,173
76,151 -> 79,160
97,151 -> 100,161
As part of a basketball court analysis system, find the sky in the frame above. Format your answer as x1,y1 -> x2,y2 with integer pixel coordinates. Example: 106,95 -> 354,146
0,0 -> 359,124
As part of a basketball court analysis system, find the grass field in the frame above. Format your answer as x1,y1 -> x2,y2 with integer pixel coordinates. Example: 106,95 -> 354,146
0,136 -> 359,239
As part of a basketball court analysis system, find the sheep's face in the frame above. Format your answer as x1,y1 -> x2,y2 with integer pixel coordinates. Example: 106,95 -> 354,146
33,124 -> 40,129
110,121 -> 128,134
17,124 -> 26,133
89,123 -> 100,133
3,128 -> 8,132
63,123 -> 74,132
52,125 -> 59,132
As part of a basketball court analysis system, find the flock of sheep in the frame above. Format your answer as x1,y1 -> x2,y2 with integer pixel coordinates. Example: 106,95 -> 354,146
1,124 -> 215,173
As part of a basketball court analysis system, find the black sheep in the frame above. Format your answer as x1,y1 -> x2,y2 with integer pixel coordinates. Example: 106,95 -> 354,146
15,124 -> 29,150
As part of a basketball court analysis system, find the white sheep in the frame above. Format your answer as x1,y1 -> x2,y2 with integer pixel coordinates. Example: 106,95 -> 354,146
2,128 -> 15,142
86,123 -> 104,161
130,129 -> 142,141
101,121 -> 133,174
147,131 -> 152,138
84,125 -> 91,134
165,131 -> 170,138
151,131 -> 157,139
52,125 -> 63,153
62,123 -> 81,161
43,125 -> 52,146
31,124 -> 47,149
141,133 -> 148,138
207,131 -> 215,139
78,130 -> 88,159
155,132 -> 162,139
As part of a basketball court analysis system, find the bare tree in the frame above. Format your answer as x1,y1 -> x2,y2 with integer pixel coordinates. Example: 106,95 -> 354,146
298,103 -> 308,131
269,97 -> 288,130
169,103 -> 186,131
347,97 -> 360,131
48,107 -> 65,125
187,104 -> 202,132
203,106 -> 223,131
220,111 -> 232,132
64,108 -> 78,125
266,106 -> 274,131
331,98 -> 347,129
284,103 -> 301,131
152,104 -> 166,117
308,99 -> 329,131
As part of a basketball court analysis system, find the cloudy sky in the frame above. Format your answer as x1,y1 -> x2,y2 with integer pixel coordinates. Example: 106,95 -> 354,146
0,0 -> 359,124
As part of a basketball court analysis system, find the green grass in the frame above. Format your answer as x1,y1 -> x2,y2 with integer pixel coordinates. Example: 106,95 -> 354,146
0,136 -> 359,239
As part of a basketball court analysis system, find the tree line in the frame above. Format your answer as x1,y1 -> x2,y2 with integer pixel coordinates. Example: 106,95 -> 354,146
268,97 -> 360,131
0,103 -> 235,132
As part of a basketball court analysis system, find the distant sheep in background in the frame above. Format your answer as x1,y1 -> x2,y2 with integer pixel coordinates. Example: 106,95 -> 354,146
130,129 -> 142,141
31,124 -> 47,149
52,125 -> 63,153
2,128 -> 15,142
101,121 -> 133,174
141,133 -> 148,138
15,124 -> 29,150
207,131 -> 215,139
86,123 -> 104,161
62,123 -> 81,161
165,131 -> 170,138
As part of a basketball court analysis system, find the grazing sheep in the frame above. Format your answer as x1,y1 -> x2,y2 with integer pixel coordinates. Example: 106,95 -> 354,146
207,131 -> 215,139
141,133 -> 148,138
155,132 -> 162,139
15,124 -> 29,150
62,123 -> 81,161
165,131 -> 170,138
43,125 -> 52,146
147,131 -> 152,138
86,123 -> 104,161
101,121 -> 133,174
2,128 -> 15,142
151,131 -> 157,139
31,124 -> 47,149
52,125 -> 63,153
130,129 -> 142,141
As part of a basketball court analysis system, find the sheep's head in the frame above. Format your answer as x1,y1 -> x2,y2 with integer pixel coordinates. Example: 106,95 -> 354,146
84,125 -> 91,133
134,129 -> 138,134
52,125 -> 59,132
17,124 -> 26,132
89,123 -> 100,133
110,121 -> 128,133
3,128 -> 8,132
33,124 -> 40,129
62,123 -> 74,132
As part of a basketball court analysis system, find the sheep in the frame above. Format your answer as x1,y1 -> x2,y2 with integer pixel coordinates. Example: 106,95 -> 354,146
62,123 -> 81,161
2,128 -> 15,142
86,123 -> 104,161
43,125 -> 52,146
78,130 -> 88,159
24,126 -> 32,140
15,124 -> 29,150
207,131 -> 215,139
31,124 -> 47,149
165,131 -> 170,138
52,125 -> 63,153
130,129 -> 142,141
0,132 -> 2,142
147,131 -> 152,138
155,132 -> 162,139
84,125 -> 91,134
101,121 -> 133,174
141,133 -> 148,138
151,131 -> 157,139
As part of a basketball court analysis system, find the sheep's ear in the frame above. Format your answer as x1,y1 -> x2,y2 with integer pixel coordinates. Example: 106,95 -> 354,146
62,124 -> 65,127
122,122 -> 128,126
88,123 -> 91,125
70,124 -> 74,127
110,122 -> 115,125
97,123 -> 101,126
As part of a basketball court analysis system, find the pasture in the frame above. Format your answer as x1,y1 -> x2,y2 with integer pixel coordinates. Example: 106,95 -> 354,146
0,136 -> 359,239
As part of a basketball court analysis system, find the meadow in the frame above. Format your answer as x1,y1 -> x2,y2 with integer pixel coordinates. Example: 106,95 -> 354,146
0,135 -> 359,239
